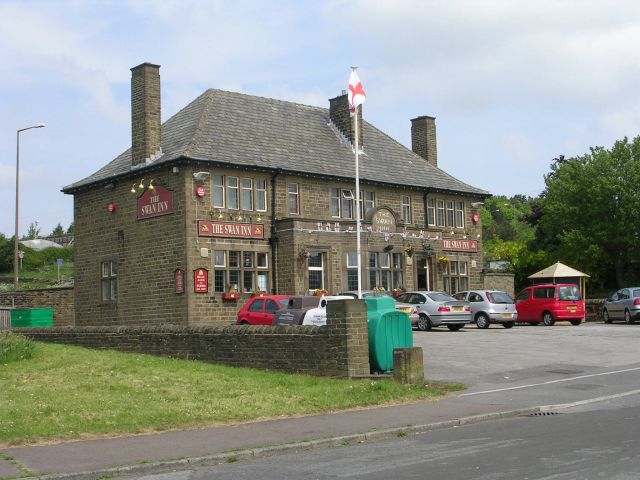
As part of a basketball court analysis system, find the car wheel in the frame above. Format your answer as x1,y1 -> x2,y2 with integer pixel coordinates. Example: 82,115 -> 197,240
239,320 -> 249,325
624,310 -> 634,325
447,324 -> 464,331
603,309 -> 612,324
570,319 -> 582,326
475,313 -> 490,329
416,315 -> 432,331
503,321 -> 514,329
542,312 -> 555,326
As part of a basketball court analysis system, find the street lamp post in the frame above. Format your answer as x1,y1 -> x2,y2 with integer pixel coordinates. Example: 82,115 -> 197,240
14,123 -> 45,290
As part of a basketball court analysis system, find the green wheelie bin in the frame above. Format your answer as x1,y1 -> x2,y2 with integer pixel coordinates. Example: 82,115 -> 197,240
365,295 -> 412,372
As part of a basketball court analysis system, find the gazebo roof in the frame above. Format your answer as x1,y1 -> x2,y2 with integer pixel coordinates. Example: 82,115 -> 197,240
528,262 -> 590,279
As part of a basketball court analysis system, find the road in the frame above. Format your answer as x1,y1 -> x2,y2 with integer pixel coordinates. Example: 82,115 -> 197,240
131,396 -> 640,479
124,323 -> 640,479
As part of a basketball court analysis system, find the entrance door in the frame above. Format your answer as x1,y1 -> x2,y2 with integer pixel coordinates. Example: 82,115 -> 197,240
416,257 -> 433,290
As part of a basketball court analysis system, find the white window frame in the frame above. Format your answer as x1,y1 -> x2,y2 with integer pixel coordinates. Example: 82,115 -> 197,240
213,175 -> 225,208
455,201 -> 465,228
241,178 -> 253,211
227,176 -> 239,210
427,198 -> 436,226
402,195 -> 411,224
288,183 -> 300,215
255,179 -> 267,212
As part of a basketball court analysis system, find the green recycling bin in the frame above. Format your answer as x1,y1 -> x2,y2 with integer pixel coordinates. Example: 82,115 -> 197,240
10,308 -> 53,328
365,295 -> 412,372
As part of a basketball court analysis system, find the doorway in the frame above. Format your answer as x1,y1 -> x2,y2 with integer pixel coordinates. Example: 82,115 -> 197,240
416,257 -> 433,291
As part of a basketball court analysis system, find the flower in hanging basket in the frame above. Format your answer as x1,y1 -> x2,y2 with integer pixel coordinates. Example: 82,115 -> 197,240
373,286 -> 386,293
299,249 -> 311,260
312,289 -> 329,296
222,292 -> 240,300
437,256 -> 449,266
403,245 -> 414,257
251,290 -> 267,297
391,287 -> 406,298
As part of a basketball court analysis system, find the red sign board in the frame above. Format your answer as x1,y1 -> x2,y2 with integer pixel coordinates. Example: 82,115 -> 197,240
137,185 -> 174,220
195,186 -> 205,197
442,239 -> 478,252
107,202 -> 117,213
194,268 -> 208,293
198,220 -> 264,239
175,269 -> 185,294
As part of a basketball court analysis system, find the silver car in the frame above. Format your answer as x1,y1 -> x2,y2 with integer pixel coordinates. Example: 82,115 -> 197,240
453,290 -> 517,329
395,291 -> 471,331
603,287 -> 640,324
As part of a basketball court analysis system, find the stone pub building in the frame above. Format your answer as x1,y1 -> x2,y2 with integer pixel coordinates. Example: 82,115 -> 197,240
63,63 -> 489,326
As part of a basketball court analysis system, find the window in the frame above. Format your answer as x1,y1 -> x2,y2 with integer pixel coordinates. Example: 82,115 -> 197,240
308,253 -> 324,290
346,252 -> 358,290
213,175 -> 225,208
442,260 -> 468,294
213,250 -> 269,293
455,201 -> 465,228
402,195 -> 411,224
341,189 -> 353,219
360,191 -> 375,219
427,199 -> 435,226
288,183 -> 299,214
241,178 -> 253,211
255,179 -> 267,212
368,252 -> 403,291
446,200 -> 455,227
436,199 -> 445,227
100,260 -> 117,301
226,176 -> 239,210
331,188 -> 341,217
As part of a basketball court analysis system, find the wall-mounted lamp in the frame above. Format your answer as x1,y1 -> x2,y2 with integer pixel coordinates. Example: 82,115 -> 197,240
383,245 -> 394,253
217,211 -> 224,219
148,179 -> 155,191
138,178 -> 145,190
130,183 -> 137,194
237,214 -> 243,222
256,215 -> 262,222
193,171 -> 210,181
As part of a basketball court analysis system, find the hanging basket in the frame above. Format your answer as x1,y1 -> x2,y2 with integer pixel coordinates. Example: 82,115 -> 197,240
222,292 -> 240,300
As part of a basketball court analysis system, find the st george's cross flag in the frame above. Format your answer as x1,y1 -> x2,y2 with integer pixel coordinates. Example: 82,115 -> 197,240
348,70 -> 366,117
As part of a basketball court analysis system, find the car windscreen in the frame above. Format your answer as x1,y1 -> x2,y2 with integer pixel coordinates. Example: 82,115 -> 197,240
487,292 -> 514,304
633,289 -> 640,298
427,292 -> 455,302
558,285 -> 581,301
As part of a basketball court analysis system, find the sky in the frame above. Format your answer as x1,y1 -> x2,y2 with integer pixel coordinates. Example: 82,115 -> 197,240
1,0 -> 639,237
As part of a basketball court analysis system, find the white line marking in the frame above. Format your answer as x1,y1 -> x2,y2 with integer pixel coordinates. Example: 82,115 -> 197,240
539,389 -> 640,411
460,366 -> 640,397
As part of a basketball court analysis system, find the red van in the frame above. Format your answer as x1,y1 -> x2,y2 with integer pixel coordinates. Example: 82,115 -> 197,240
515,283 -> 584,326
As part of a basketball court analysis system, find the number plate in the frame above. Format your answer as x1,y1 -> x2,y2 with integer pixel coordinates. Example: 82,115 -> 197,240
567,306 -> 577,312
452,306 -> 463,312
501,313 -> 513,318
399,308 -> 410,313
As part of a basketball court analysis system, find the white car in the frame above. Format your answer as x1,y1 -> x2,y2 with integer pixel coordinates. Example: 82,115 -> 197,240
273,295 -> 354,326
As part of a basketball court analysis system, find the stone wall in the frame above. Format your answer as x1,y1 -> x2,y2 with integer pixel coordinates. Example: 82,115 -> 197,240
482,271 -> 515,297
19,299 -> 370,378
0,287 -> 74,327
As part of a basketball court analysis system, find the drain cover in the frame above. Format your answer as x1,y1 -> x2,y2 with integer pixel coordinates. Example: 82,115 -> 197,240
527,411 -> 560,416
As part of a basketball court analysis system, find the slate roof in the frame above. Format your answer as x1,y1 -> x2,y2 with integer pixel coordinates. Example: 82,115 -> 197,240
63,89 -> 489,196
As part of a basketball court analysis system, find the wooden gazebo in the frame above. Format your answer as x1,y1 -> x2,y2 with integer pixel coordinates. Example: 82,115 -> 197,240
528,262 -> 590,299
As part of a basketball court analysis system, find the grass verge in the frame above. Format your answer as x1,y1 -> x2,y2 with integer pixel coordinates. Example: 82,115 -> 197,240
0,341 -> 464,446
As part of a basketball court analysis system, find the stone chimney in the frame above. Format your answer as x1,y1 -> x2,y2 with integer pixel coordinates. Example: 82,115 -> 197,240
131,63 -> 161,167
411,115 -> 437,168
329,93 -> 363,149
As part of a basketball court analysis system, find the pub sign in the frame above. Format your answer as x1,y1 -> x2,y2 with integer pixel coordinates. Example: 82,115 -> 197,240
137,185 -> 174,220
198,220 -> 264,239
194,268 -> 208,293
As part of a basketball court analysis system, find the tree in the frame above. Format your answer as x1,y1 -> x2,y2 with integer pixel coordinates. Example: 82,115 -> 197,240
24,221 -> 41,240
66,222 -> 75,235
51,223 -> 65,237
537,136 -> 640,287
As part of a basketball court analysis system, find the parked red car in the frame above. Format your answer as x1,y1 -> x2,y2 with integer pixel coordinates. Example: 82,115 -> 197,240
236,295 -> 290,325
514,283 -> 584,326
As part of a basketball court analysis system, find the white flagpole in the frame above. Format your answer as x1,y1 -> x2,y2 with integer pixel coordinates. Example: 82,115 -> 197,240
352,67 -> 363,300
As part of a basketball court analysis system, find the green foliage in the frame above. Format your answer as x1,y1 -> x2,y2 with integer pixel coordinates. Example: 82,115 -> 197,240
0,234 -> 13,273
24,221 -> 41,240
538,136 -> 640,288
20,246 -> 74,272
66,222 -> 75,235
50,224 -> 65,236
0,332 -> 35,363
